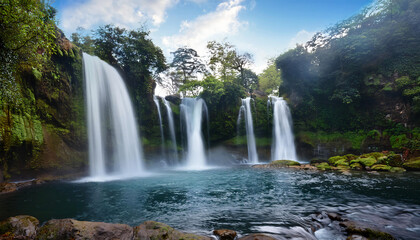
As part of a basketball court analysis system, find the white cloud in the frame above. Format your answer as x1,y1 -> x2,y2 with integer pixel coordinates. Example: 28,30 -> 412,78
288,30 -> 315,49
61,0 -> 177,34
162,0 -> 247,56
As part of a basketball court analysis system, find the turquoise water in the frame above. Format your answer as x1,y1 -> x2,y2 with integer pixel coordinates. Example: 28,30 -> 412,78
1,167 -> 419,239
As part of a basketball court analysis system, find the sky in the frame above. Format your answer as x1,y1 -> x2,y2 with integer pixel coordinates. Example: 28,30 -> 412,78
53,0 -> 373,74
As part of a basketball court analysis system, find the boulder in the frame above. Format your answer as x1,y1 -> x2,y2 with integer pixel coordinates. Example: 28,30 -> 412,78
0,215 -> 39,239
213,229 -> 237,240
133,221 -> 211,240
238,233 -> 276,240
0,182 -> 17,194
253,160 -> 300,169
339,221 -> 395,240
165,95 -> 181,105
403,156 -> 420,170
36,219 -> 133,240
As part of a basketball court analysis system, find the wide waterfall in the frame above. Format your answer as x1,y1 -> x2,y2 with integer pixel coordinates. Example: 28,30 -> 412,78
83,53 -> 144,179
238,97 -> 259,163
268,96 -> 297,161
153,95 -> 165,160
180,98 -> 208,170
164,99 -> 178,165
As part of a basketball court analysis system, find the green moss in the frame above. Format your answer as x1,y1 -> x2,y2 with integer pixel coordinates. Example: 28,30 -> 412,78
298,131 -> 367,150
403,157 -> 420,170
335,159 -> 349,166
371,164 -> 392,171
351,157 -> 377,167
316,162 -> 332,170
360,152 -> 385,160
270,160 -> 301,166
382,83 -> 394,91
328,156 -> 346,165
336,165 -> 350,171
390,167 -> 406,173
350,162 -> 363,169
32,67 -> 42,81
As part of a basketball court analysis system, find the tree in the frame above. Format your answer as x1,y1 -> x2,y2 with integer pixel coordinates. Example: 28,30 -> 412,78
207,41 -> 252,82
237,69 -> 258,93
258,61 -> 282,95
0,0 -> 57,110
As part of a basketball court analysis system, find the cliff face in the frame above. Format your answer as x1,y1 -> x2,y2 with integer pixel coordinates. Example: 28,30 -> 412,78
0,31 -> 87,181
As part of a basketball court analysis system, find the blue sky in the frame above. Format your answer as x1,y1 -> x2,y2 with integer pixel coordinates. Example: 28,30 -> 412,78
53,0 -> 373,73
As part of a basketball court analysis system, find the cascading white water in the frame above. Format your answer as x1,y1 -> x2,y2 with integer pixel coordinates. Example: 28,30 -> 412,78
269,96 -> 297,161
153,95 -> 165,159
83,53 -> 144,179
238,97 -> 259,163
163,99 -> 178,165
180,98 -> 208,170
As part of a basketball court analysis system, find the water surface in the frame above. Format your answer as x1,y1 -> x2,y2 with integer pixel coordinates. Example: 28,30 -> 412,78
1,167 -> 419,239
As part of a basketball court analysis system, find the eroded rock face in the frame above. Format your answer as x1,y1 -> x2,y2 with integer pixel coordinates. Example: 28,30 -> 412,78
36,219 -> 133,240
0,215 -> 39,239
133,221 -> 211,240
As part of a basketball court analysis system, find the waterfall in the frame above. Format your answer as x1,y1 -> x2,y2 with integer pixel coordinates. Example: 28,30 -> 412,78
238,97 -> 259,163
180,98 -> 208,170
163,98 -> 178,165
153,95 -> 165,160
269,96 -> 297,161
83,53 -> 144,179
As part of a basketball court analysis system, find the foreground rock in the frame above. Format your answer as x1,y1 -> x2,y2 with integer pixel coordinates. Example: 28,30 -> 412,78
0,215 -> 39,239
134,221 -> 210,240
310,212 -> 395,240
213,229 -> 237,240
37,219 -> 134,240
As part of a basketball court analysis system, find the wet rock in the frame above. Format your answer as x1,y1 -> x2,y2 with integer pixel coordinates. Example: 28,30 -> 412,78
0,182 -> 17,194
403,156 -> 420,170
213,229 -> 237,240
0,169 -> 4,183
326,212 -> 342,221
339,221 -> 395,240
253,160 -> 300,169
133,221 -> 210,240
36,219 -> 133,240
238,233 -> 276,240
0,215 -> 39,239
165,95 -> 181,105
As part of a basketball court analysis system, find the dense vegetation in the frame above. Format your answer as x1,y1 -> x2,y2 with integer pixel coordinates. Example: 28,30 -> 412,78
0,0 -> 86,179
1,0 -> 419,180
274,0 -> 420,157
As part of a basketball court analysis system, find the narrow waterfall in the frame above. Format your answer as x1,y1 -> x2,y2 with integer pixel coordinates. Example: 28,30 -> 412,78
238,97 -> 259,163
163,99 -> 178,164
180,98 -> 208,169
268,96 -> 297,161
83,53 -> 144,179
153,95 -> 165,159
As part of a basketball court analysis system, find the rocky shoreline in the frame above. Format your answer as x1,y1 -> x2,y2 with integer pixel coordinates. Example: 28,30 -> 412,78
0,212 -> 395,240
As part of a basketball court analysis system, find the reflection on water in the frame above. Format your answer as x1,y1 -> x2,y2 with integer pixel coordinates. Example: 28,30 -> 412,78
0,168 -> 419,239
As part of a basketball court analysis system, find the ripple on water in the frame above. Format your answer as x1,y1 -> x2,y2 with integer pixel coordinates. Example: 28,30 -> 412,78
0,167 -> 419,239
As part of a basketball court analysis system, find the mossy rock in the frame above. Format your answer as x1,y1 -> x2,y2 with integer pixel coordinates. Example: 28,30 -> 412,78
387,154 -> 403,167
350,162 -> 363,170
371,164 -> 392,171
334,159 -> 349,166
351,157 -> 377,167
316,162 -> 331,170
390,167 -> 406,173
328,156 -> 346,165
335,165 -> 351,171
270,160 -> 301,166
403,157 -> 420,170
134,221 -> 210,240
343,154 -> 357,161
0,215 -> 39,239
360,152 -> 385,160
